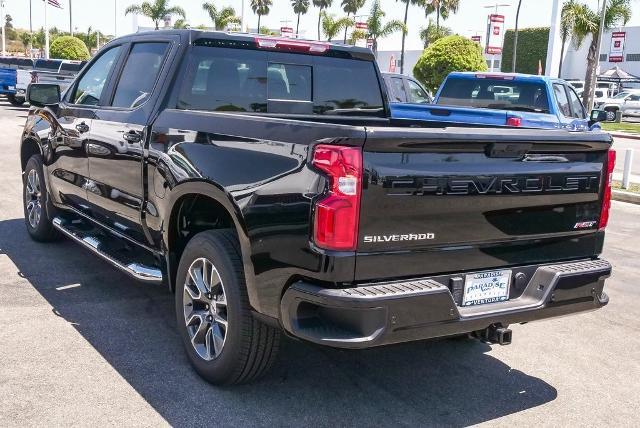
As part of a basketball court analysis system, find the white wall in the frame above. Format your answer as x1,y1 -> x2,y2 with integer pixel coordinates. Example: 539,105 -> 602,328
560,26 -> 640,82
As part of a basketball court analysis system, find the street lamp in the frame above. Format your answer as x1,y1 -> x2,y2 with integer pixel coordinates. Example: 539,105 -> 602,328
588,0 -> 607,112
1,0 -> 6,57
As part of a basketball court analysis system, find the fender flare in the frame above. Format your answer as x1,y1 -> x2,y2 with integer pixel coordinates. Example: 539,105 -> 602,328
161,180 -> 256,299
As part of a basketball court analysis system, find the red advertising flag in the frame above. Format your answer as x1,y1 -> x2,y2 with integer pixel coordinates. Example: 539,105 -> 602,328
485,14 -> 505,55
609,32 -> 626,62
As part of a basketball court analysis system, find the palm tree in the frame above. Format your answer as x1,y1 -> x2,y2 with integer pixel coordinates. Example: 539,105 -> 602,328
366,0 -> 405,56
202,2 -> 241,31
173,18 -> 189,29
397,0 -> 423,74
561,0 -> 631,110
321,11 -> 353,41
559,0 -> 583,77
312,0 -> 333,40
250,0 -> 272,33
419,18 -> 451,48
424,0 -> 459,30
291,0 -> 310,37
341,0 -> 365,43
125,0 -> 186,30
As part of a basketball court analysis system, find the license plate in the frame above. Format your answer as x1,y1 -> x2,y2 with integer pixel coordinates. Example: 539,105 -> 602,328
8,86 -> 15,91
462,270 -> 511,306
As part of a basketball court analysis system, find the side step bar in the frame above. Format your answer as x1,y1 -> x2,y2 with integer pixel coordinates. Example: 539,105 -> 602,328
52,217 -> 163,284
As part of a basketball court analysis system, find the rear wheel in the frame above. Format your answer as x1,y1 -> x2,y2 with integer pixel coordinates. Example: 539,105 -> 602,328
7,94 -> 25,107
175,229 -> 280,385
23,155 -> 60,242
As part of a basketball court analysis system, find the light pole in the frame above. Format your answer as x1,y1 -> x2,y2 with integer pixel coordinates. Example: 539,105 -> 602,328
588,0 -> 607,112
1,0 -> 6,57
545,0 -> 562,76
511,0 -> 522,72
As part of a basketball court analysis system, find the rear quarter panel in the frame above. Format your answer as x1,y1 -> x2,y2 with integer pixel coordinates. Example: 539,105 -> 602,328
147,110 -> 370,317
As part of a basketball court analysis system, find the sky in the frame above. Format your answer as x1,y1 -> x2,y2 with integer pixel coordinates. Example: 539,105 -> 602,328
4,0 -> 640,51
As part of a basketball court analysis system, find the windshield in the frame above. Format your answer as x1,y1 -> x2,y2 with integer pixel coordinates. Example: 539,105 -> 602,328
612,92 -> 630,99
437,77 -> 550,113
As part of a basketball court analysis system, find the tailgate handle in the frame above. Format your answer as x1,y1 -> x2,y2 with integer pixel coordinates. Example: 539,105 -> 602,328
486,142 -> 532,158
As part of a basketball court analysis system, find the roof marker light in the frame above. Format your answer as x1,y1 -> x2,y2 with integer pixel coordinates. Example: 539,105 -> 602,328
255,37 -> 330,54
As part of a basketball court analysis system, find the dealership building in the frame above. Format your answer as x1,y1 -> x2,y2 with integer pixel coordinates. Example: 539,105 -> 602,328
560,26 -> 640,81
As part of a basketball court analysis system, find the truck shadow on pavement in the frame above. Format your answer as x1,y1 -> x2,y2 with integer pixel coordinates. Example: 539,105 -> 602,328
0,218 -> 557,426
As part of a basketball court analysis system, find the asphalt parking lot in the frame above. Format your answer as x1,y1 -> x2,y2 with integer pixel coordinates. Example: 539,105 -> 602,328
0,100 -> 639,427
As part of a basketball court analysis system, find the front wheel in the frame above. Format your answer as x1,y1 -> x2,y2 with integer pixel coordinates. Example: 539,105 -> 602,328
175,229 -> 280,385
23,155 -> 60,242
604,107 -> 618,121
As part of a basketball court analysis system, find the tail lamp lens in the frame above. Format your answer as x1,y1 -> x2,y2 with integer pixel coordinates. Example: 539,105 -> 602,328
506,117 -> 522,127
599,149 -> 616,230
312,144 -> 362,251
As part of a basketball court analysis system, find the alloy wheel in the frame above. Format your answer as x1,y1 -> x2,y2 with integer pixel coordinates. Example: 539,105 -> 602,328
25,169 -> 42,229
183,257 -> 229,361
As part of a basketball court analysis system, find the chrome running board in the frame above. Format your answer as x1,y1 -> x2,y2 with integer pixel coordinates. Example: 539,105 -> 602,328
52,217 -> 163,284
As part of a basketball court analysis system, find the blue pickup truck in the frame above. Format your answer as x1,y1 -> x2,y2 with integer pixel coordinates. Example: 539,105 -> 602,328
389,72 -> 597,131
0,59 -> 17,103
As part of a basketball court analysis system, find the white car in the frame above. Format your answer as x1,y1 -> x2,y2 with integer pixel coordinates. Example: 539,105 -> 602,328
595,90 -> 640,119
567,80 -> 585,91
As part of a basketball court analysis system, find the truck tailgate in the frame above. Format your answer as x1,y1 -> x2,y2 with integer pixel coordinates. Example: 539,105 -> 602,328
356,127 -> 612,281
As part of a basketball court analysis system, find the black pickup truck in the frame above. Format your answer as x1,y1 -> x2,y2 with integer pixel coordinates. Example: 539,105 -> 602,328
21,30 -> 614,385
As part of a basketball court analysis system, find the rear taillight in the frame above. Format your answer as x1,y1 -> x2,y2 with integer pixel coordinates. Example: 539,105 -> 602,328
506,117 -> 522,127
599,149 -> 616,230
312,144 -> 362,251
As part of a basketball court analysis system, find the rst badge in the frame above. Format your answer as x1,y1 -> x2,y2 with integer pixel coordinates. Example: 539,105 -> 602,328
364,233 -> 435,243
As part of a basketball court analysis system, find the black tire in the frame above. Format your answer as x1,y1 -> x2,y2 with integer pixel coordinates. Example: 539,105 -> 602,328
604,107 -> 618,121
7,94 -> 25,107
23,154 -> 60,242
175,229 -> 280,385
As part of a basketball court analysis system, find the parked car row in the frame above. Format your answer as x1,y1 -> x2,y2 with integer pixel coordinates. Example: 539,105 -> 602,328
0,57 -> 86,106
594,89 -> 640,119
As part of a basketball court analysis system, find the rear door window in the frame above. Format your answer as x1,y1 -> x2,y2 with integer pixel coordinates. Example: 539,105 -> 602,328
388,77 -> 407,102
178,45 -> 384,117
34,59 -> 61,72
553,83 -> 571,117
407,79 -> 430,104
111,42 -> 169,109
566,86 -> 585,118
60,61 -> 86,75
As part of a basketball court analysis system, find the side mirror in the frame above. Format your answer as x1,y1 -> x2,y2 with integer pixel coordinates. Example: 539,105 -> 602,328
590,109 -> 611,123
27,83 -> 61,107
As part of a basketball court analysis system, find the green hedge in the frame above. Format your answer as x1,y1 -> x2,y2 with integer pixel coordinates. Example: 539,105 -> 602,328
413,35 -> 488,92
501,27 -> 549,74
50,36 -> 90,61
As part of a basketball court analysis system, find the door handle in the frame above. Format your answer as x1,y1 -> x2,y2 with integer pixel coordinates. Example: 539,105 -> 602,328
123,131 -> 142,143
75,122 -> 90,133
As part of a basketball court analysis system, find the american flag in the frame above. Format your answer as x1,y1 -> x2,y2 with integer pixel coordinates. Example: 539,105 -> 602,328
46,0 -> 63,8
